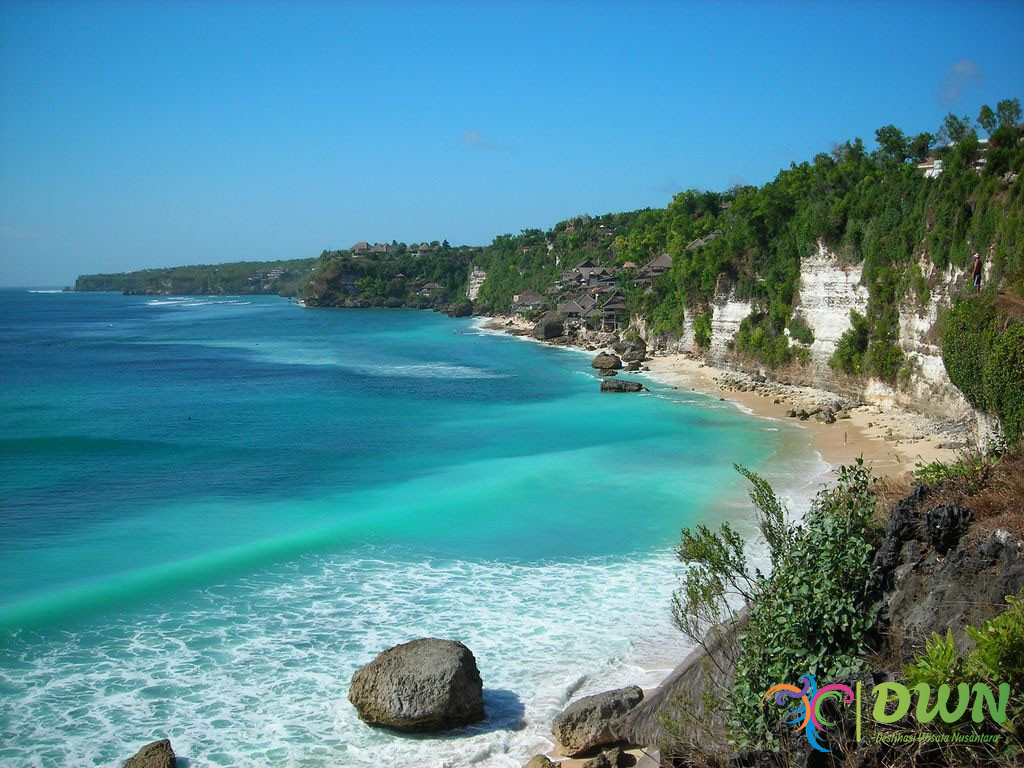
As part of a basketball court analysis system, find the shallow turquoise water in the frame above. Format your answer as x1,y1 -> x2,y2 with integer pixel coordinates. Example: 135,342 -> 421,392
0,291 -> 825,766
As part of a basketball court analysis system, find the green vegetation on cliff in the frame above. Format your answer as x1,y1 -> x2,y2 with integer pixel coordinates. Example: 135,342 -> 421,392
301,98 -> 1023,393
304,245 -> 476,310
75,258 -> 317,296
943,290 -> 1024,447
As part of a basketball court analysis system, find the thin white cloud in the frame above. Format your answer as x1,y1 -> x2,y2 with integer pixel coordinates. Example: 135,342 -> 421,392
461,129 -> 498,151
940,58 -> 982,106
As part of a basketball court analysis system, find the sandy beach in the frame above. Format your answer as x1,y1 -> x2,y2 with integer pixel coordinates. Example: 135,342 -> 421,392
478,316 -> 966,482
642,353 -> 965,480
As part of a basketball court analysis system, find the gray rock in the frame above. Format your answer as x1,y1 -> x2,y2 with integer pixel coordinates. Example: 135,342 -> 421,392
124,739 -> 175,768
600,379 -> 644,393
525,756 -> 561,768
348,638 -> 485,732
585,746 -> 629,767
626,361 -> 641,371
924,502 -> 974,555
533,313 -> 565,340
597,368 -> 618,377
551,685 -> 643,756
591,353 -> 623,370
582,753 -> 613,768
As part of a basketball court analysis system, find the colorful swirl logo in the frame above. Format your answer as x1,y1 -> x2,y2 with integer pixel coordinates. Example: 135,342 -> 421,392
762,674 -> 855,753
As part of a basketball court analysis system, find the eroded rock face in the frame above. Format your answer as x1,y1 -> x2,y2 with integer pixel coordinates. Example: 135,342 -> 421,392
551,685 -> 644,756
348,638 -> 485,732
591,353 -> 623,370
123,739 -> 175,768
534,313 -> 565,340
925,502 -> 974,555
524,756 -> 561,768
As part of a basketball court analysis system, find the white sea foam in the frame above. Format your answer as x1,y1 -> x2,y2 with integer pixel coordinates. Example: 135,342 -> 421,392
2,549 -> 691,767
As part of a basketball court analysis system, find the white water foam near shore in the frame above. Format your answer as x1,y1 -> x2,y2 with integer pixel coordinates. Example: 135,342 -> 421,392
4,549 -> 692,767
2,299 -> 834,768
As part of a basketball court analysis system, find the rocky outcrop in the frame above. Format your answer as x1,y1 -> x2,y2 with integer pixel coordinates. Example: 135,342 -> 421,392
123,739 -> 176,768
348,638 -> 485,732
708,280 -> 752,364
446,300 -> 474,317
591,353 -> 623,370
533,313 -> 565,340
600,379 -> 644,393
612,338 -> 647,363
793,243 -> 868,383
581,746 -> 628,768
466,266 -> 487,301
524,756 -> 561,768
863,486 -> 1024,659
551,685 -> 644,756
615,611 -> 747,752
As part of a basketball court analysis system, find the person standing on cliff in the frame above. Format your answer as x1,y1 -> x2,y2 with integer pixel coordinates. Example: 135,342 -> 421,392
972,252 -> 983,292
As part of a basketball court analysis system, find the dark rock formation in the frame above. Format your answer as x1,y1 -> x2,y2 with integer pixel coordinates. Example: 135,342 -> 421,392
123,739 -> 175,768
615,611 -> 746,752
600,379 -> 644,393
598,369 -> 618,377
625,361 -> 641,371
613,338 -> 647,363
581,746 -> 629,768
348,638 -> 485,732
524,756 -> 561,768
924,501 -> 974,555
880,529 -> 1024,660
591,353 -> 623,370
551,685 -> 644,756
446,300 -> 474,317
533,313 -> 565,340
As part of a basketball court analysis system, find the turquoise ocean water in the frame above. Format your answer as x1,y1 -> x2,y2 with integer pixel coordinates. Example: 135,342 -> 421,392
0,291 -> 827,767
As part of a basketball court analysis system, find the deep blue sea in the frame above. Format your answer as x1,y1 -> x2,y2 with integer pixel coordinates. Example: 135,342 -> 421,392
0,290 -> 826,767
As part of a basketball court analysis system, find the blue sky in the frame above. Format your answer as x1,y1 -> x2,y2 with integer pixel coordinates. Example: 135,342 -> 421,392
1,1 -> 1022,286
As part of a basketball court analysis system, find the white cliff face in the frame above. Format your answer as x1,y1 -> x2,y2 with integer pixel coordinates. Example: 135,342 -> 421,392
891,258 -> 973,419
708,286 -> 752,364
794,244 -> 868,384
793,245 -> 976,423
466,267 -> 487,301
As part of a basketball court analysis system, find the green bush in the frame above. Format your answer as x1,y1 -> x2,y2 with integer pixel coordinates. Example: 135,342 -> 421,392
903,590 -> 1024,752
672,461 -> 880,748
943,292 -> 1024,447
830,310 -> 870,374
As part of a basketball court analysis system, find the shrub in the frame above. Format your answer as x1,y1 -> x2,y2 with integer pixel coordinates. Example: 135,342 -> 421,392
830,310 -> 870,374
672,461 -> 880,748
943,292 -> 1024,447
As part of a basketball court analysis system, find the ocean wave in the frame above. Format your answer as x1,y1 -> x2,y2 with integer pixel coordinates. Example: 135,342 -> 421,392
0,549 -> 690,767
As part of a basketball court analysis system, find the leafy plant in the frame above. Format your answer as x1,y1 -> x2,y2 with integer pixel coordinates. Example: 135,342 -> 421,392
672,461 -> 880,748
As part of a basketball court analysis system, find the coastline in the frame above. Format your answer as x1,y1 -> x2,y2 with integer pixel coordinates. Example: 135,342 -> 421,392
475,315 -> 964,481
475,313 -> 970,764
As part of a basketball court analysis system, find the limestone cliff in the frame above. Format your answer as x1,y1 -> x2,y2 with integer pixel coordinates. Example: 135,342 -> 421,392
639,243 -> 988,431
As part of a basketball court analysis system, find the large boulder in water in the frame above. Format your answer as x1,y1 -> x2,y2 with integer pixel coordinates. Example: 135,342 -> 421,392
123,739 -> 176,768
600,379 -> 644,393
591,352 -> 622,370
533,312 -> 565,340
348,638 -> 485,732
551,685 -> 644,756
